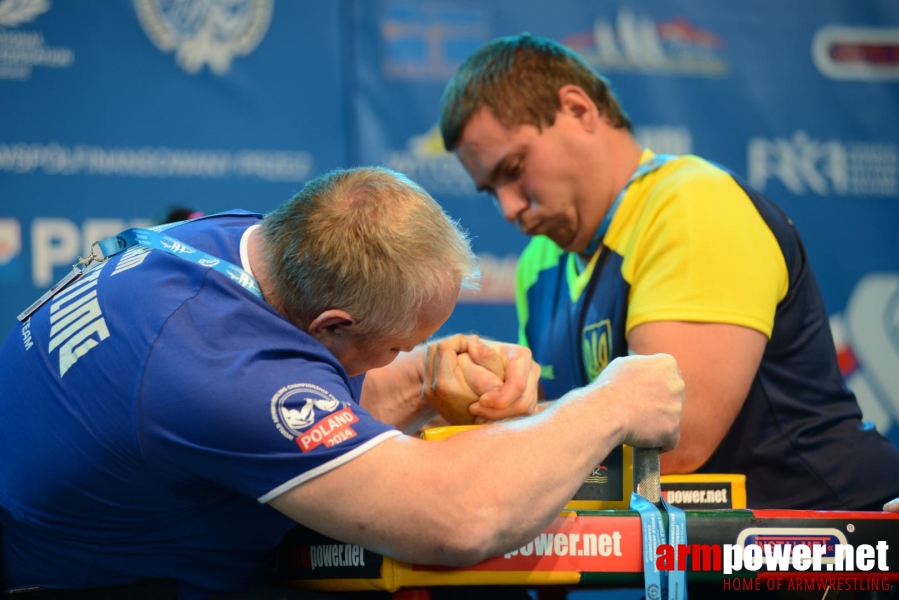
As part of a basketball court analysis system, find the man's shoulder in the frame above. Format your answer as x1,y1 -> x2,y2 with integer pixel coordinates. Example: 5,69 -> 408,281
632,154 -> 751,223
651,154 -> 736,194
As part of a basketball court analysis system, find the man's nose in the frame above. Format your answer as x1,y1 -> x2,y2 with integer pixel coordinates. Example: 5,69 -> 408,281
494,185 -> 528,223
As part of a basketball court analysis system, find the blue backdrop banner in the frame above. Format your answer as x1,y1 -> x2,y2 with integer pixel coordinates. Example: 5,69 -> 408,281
1,0 -> 897,446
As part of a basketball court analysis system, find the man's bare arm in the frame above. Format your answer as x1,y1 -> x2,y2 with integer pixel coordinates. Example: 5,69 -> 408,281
628,320 -> 766,474
270,354 -> 684,566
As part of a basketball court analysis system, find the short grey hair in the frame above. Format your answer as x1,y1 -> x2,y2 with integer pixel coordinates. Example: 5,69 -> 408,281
261,167 -> 479,340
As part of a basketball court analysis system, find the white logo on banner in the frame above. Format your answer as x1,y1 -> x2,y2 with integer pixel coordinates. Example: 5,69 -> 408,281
457,253 -> 518,304
0,142 -> 313,182
30,217 -> 153,287
0,0 -> 74,80
134,0 -> 273,75
813,26 -> 899,82
386,124 -> 693,199
748,131 -> 899,197
385,125 -> 473,196
0,0 -> 48,26
562,9 -> 728,77
634,126 -> 693,157
831,273 -> 899,436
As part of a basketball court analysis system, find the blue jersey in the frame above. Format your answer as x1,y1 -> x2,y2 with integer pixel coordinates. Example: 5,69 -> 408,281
0,212 -> 400,598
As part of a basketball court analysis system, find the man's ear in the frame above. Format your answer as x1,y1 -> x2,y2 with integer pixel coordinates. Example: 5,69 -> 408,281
557,84 -> 599,132
307,309 -> 356,341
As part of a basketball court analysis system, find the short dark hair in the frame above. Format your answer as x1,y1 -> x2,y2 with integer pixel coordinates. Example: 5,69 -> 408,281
440,33 -> 632,151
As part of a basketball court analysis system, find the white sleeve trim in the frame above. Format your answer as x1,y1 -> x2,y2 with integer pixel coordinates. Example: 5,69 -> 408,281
257,430 -> 403,504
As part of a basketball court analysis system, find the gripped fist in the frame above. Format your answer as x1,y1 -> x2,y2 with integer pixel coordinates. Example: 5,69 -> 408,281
421,335 -> 539,425
467,338 -> 540,424
590,354 -> 684,452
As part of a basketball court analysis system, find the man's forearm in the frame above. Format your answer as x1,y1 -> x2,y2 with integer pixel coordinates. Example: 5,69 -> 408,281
360,346 -> 435,433
271,354 -> 684,567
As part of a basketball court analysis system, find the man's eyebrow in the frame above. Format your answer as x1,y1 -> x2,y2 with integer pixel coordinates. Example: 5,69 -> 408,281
476,154 -> 514,193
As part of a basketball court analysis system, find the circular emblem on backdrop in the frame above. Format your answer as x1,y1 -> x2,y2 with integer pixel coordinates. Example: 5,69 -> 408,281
647,583 -> 660,600
0,0 -> 51,27
270,383 -> 344,440
134,0 -> 273,75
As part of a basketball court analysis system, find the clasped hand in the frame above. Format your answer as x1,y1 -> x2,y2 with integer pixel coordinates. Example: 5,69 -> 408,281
420,334 -> 540,425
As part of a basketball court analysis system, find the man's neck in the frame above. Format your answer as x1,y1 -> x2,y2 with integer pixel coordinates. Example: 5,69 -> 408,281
246,226 -> 287,318
577,131 -> 644,262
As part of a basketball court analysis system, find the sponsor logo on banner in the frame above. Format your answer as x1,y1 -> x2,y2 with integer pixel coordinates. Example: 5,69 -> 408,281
306,543 -> 367,571
468,515 -> 637,572
635,126 -> 693,157
29,217 -> 153,287
830,273 -> 899,442
411,515 -> 638,573
736,528 -> 849,564
662,482 -> 732,509
813,26 -> 899,82
134,0 -> 273,75
0,218 -> 22,281
385,125 -> 474,196
379,3 -> 489,81
562,9 -> 728,77
270,383 -> 358,452
387,124 -> 691,197
0,142 -> 314,182
278,526 -> 384,580
748,131 -> 898,197
457,253 -> 517,304
0,0 -> 75,80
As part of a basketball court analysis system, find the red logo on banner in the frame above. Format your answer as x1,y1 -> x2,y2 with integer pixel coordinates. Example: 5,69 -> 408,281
416,515 -> 643,573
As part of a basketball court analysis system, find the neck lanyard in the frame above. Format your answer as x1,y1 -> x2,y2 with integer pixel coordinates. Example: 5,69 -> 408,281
583,154 -> 677,256
17,219 -> 261,322
572,153 -> 679,380
96,225 -> 263,299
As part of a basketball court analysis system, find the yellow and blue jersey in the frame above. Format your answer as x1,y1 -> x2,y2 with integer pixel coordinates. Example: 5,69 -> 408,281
516,151 -> 899,509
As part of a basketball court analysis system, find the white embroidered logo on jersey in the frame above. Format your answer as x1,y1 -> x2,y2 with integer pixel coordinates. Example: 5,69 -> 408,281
111,246 -> 151,276
270,383 -> 359,452
20,318 -> 33,351
47,262 -> 110,377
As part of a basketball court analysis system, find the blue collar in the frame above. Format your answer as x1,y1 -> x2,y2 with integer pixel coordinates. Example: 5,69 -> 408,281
582,154 -> 677,256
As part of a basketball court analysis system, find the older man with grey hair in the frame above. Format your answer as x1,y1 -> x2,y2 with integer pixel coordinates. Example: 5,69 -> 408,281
0,166 -> 684,599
